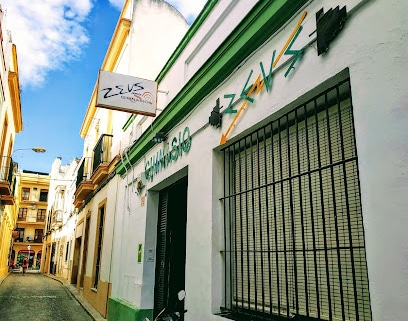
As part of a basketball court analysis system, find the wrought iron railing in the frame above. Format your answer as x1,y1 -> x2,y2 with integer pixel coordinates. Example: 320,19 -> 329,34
0,156 -> 15,185
75,157 -> 93,188
75,134 -> 113,189
92,134 -> 113,173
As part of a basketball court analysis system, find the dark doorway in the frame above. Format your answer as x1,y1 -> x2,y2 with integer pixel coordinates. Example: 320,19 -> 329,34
79,217 -> 91,288
71,237 -> 81,284
50,243 -> 56,275
154,176 -> 188,319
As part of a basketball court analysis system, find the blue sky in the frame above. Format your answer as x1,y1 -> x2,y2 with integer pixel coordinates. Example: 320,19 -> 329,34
3,0 -> 206,173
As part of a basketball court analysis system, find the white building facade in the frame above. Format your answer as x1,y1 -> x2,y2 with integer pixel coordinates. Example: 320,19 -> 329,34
108,0 -> 408,321
43,157 -> 80,280
73,0 -> 190,318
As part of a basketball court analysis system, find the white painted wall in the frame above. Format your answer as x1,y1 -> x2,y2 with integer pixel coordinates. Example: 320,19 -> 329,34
47,157 -> 80,280
113,0 -> 408,320
109,0 -> 193,308
111,0 -> 190,164
129,0 -> 188,80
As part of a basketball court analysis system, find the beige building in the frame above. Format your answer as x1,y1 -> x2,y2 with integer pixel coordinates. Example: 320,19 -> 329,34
0,5 -> 23,278
11,170 -> 49,269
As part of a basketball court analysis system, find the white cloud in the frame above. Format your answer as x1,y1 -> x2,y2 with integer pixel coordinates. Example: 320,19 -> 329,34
109,0 -> 126,11
107,0 -> 207,20
2,0 -> 93,88
167,0 -> 207,23
2,0 -> 206,88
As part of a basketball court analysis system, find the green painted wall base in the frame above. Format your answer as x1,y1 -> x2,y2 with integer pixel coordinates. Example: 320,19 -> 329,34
108,297 -> 153,321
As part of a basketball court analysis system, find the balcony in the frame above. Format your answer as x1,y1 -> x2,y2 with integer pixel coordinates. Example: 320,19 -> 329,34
74,134 -> 118,208
91,134 -> 113,185
51,209 -> 63,228
14,237 -> 43,244
17,216 -> 47,226
0,156 -> 16,203
74,157 -> 95,208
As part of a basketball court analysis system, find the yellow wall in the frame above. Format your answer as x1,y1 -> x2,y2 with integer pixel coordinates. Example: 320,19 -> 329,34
81,276 -> 112,318
12,171 -> 49,268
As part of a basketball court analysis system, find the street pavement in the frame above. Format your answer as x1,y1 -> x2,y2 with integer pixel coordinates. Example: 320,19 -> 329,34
0,270 -> 106,321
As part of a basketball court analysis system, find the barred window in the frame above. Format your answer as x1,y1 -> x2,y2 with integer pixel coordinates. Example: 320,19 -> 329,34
222,79 -> 371,321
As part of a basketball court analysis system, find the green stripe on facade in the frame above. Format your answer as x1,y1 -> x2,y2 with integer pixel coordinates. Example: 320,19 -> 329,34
116,0 -> 308,175
108,297 -> 153,321
122,0 -> 219,132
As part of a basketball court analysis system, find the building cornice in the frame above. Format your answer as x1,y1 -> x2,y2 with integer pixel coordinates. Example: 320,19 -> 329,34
80,17 -> 131,138
8,44 -> 23,133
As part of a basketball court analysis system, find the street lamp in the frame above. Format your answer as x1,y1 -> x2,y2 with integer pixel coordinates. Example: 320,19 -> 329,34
31,147 -> 46,153
27,245 -> 31,268
12,147 -> 46,155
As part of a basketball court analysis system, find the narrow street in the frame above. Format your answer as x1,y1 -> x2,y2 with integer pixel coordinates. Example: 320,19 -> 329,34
0,272 -> 93,321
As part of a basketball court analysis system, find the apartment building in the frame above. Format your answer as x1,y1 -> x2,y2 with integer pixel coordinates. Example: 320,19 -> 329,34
56,0 -> 408,320
71,0 -> 189,318
12,170 -> 49,269
42,157 -> 79,280
109,0 -> 407,320
0,5 -> 23,279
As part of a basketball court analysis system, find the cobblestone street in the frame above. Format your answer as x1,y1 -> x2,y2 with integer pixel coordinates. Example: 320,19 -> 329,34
0,273 -> 93,321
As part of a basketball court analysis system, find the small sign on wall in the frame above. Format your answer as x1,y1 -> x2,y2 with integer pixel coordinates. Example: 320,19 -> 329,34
96,70 -> 158,116
138,244 -> 143,264
146,248 -> 155,262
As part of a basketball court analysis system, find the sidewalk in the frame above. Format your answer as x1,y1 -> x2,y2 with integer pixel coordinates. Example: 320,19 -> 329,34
0,272 -> 9,285
45,273 -> 107,321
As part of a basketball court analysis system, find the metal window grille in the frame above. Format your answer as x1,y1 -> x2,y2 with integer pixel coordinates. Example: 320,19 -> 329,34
222,79 -> 371,321
92,134 -> 113,173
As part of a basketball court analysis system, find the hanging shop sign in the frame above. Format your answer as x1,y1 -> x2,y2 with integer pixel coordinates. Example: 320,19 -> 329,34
96,70 -> 158,116
210,6 -> 347,145
145,127 -> 191,181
